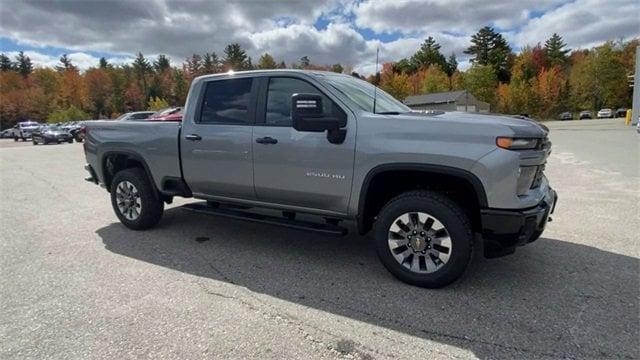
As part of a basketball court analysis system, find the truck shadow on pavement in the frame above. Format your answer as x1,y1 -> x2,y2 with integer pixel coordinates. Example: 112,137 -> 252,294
97,207 -> 639,360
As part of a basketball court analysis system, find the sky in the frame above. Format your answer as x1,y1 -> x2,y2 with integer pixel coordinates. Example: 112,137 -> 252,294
0,0 -> 638,75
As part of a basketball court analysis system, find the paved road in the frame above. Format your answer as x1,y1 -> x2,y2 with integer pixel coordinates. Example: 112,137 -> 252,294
1,119 -> 638,359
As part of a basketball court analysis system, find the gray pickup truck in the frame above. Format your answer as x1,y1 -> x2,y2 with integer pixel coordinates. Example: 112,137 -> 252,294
84,70 -> 556,288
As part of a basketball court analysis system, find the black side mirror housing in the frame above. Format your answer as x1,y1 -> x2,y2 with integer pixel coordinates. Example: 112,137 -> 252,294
291,93 -> 347,144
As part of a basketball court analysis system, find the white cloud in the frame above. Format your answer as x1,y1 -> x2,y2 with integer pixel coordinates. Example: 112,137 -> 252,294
1,0 -> 638,76
353,0 -> 566,34
513,0 -> 640,49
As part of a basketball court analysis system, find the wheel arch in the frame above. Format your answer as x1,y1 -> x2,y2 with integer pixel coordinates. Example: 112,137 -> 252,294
357,163 -> 488,235
101,150 -> 156,192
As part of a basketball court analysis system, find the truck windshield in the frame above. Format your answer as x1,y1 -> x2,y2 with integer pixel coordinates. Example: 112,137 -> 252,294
320,74 -> 411,114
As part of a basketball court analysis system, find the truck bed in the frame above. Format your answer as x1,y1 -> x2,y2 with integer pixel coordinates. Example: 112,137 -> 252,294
84,120 -> 182,191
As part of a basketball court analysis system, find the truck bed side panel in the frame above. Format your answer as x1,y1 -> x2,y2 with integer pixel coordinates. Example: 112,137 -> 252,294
85,121 -> 182,191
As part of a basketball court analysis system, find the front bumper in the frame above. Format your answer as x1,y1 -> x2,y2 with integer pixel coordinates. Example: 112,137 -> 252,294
45,134 -> 72,142
480,187 -> 557,257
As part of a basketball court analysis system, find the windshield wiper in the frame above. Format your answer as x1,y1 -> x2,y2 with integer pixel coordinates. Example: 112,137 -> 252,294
376,111 -> 402,115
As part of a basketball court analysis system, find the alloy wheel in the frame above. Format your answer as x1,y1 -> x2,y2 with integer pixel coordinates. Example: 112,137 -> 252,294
387,212 -> 452,274
115,181 -> 142,220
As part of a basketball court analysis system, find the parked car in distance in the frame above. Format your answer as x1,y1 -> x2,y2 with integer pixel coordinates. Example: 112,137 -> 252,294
62,121 -> 86,142
0,129 -> 13,138
559,112 -> 572,121
579,110 -> 592,119
83,69 -> 557,288
615,108 -> 627,118
13,121 -> 40,141
597,108 -> 614,119
32,125 -> 73,145
116,111 -> 155,121
147,107 -> 183,122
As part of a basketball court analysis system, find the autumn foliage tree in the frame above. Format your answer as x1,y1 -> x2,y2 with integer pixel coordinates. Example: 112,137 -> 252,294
379,63 -> 411,100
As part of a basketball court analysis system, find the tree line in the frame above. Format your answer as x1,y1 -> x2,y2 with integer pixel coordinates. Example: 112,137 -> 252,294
0,42 -> 351,128
377,27 -> 636,119
0,28 -> 637,128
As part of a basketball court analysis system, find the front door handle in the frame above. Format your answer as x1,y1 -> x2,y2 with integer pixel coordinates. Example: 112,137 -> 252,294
255,136 -> 278,144
185,134 -> 202,141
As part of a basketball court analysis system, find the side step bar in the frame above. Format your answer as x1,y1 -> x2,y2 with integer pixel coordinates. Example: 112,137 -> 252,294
181,202 -> 348,236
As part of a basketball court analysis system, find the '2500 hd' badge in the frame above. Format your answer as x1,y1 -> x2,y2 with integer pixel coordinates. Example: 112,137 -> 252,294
306,171 -> 346,180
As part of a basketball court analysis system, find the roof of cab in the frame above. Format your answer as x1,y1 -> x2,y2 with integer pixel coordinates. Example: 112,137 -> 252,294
192,69 -> 350,83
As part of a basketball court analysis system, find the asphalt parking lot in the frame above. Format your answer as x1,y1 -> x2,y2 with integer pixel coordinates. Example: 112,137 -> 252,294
1,118 -> 638,359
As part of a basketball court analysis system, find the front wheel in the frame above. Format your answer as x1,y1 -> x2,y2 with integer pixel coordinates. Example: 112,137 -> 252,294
110,168 -> 164,230
373,191 -> 473,288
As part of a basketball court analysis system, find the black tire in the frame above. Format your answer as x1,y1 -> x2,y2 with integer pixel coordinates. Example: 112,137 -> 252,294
373,190 -> 473,288
110,168 -> 164,230
67,139 -> 73,143
43,138 -> 48,145
13,136 -> 18,142
75,136 -> 83,143
32,138 -> 37,145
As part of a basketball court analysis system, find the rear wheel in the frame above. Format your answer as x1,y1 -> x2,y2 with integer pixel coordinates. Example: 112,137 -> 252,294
373,191 -> 473,288
110,168 -> 164,230
32,138 -> 37,145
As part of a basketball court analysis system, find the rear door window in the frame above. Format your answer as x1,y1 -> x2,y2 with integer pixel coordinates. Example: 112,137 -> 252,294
199,78 -> 253,125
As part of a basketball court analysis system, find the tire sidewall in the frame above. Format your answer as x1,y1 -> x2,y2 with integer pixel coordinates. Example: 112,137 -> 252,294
374,193 -> 472,288
110,168 -> 163,230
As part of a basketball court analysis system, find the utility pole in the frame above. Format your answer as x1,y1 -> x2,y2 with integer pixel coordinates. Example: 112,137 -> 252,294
465,90 -> 468,112
632,46 -> 639,125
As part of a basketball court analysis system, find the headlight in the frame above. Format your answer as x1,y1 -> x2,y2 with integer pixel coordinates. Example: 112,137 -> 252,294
496,137 -> 540,150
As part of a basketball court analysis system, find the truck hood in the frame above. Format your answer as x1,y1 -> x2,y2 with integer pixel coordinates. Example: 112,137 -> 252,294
396,111 -> 548,138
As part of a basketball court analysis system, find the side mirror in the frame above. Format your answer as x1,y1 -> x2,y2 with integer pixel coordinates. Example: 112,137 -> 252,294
291,93 -> 347,144
291,94 -> 328,131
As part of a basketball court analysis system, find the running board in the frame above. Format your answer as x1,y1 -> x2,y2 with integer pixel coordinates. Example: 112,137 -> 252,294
181,202 -> 348,236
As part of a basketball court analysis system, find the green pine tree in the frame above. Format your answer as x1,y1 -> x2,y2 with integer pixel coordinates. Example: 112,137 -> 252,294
465,26 -> 512,82
153,54 -> 171,72
544,33 -> 571,67
445,53 -> 458,77
410,36 -> 447,71
55,54 -> 76,72
299,56 -> 310,69
0,53 -> 14,71
15,51 -> 33,76
331,63 -> 344,73
257,53 -> 277,69
99,57 -> 110,69
223,43 -> 252,71
202,52 -> 220,74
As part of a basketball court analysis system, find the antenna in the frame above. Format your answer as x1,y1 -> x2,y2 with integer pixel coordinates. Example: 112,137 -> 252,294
373,47 -> 379,114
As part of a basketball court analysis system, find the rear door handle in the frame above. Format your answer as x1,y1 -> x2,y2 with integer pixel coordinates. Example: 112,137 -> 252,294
255,136 -> 278,144
185,134 -> 202,141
